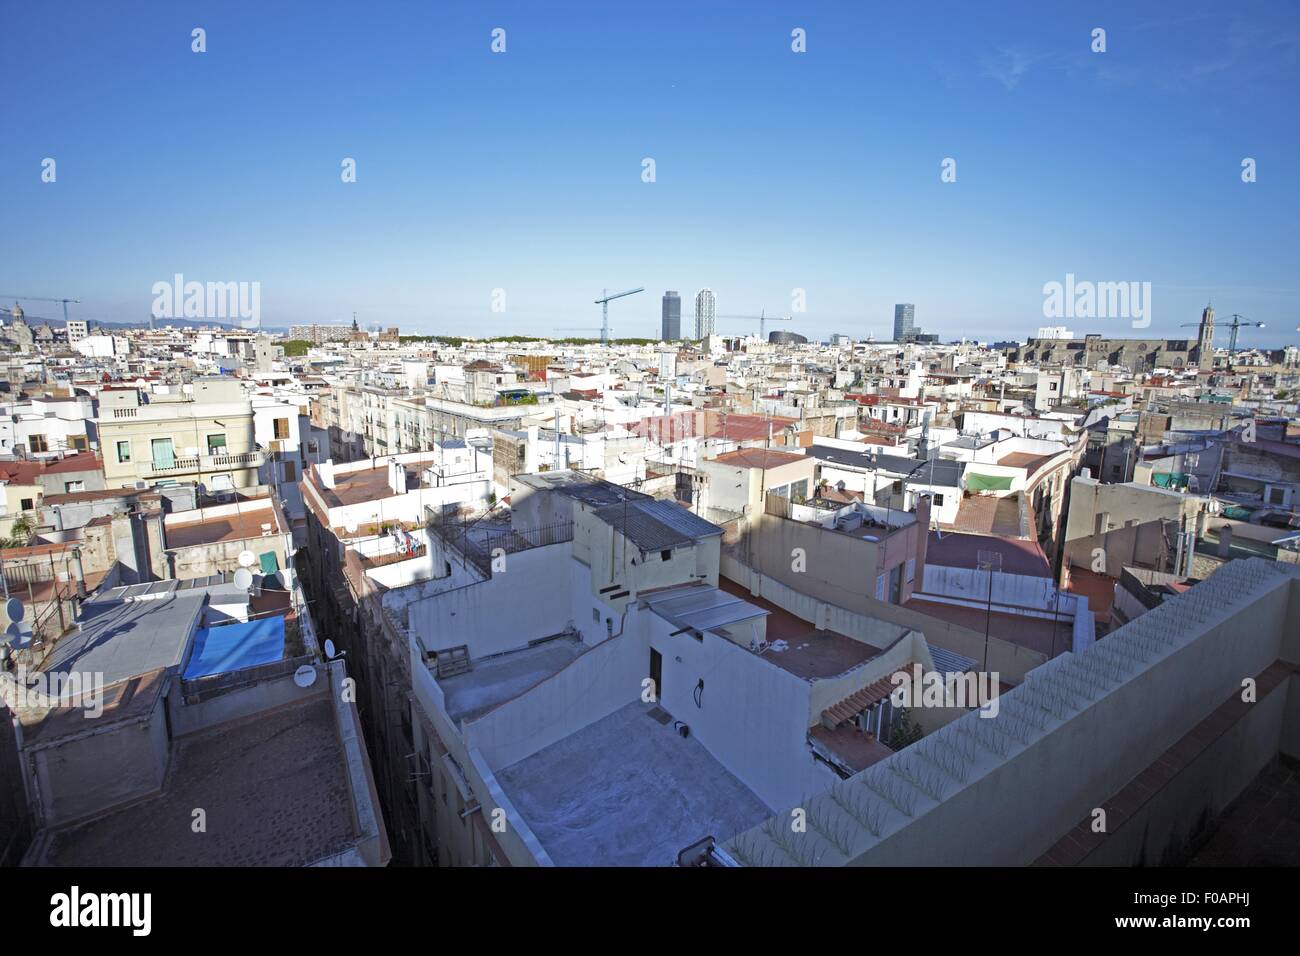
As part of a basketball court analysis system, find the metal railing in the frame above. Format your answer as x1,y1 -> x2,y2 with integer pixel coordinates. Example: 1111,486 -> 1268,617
135,449 -> 264,478
425,505 -> 572,579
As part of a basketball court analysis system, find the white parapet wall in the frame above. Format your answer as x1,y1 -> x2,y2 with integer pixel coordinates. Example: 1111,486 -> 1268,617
724,557 -> 1300,867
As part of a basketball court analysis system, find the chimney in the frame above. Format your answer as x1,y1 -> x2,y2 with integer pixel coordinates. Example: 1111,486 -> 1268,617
71,548 -> 86,599
388,458 -> 406,495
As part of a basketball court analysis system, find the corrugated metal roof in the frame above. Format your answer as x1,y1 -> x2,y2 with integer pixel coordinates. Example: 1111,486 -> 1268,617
928,646 -> 979,675
642,585 -> 768,634
593,499 -> 723,551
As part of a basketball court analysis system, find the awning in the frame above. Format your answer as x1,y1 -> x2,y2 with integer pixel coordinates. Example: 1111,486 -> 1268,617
965,473 -> 1014,492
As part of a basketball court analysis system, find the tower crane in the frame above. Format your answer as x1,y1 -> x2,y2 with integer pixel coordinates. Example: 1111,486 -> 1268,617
593,287 -> 643,344
0,294 -> 80,324
1180,313 -> 1265,354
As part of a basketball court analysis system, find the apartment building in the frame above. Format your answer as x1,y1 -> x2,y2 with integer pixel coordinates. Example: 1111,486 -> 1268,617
0,392 -> 96,458
3,573 -> 388,867
298,467 -> 969,866
721,558 -> 1300,868
97,378 -> 261,492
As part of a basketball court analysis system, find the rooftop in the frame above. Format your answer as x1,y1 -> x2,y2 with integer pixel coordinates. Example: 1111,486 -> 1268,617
809,446 -> 966,488
37,695 -> 359,866
495,700 -> 772,866
809,723 -> 896,773
39,587 -> 208,690
949,493 -> 1023,537
164,502 -> 284,550
315,458 -> 436,508
925,531 -> 1053,578
513,469 -> 651,508
718,576 -> 886,679
996,450 -> 1061,477
710,448 -> 809,471
439,635 -> 585,724
593,499 -> 723,551
904,597 -> 1071,657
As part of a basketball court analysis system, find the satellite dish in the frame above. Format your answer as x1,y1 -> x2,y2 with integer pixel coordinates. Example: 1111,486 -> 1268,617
135,378 -> 146,388
1,598 -> 24,626
293,664 -> 318,688
324,639 -> 337,659
344,519 -> 358,534
238,550 -> 257,567
233,568 -> 254,590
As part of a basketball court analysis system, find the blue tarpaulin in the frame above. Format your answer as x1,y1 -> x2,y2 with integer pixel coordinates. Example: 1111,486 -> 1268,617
183,616 -> 285,679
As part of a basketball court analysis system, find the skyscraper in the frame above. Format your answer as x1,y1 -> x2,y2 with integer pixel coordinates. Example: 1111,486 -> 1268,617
661,291 -> 681,341
695,288 -> 716,339
893,304 -> 915,343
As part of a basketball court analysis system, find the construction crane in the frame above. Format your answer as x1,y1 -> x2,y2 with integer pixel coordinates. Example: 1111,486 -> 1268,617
0,293 -> 80,325
1180,313 -> 1265,354
592,287 -> 643,344
715,310 -> 790,341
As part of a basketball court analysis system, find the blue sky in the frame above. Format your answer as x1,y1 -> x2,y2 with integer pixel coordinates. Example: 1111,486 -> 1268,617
2,1 -> 1298,346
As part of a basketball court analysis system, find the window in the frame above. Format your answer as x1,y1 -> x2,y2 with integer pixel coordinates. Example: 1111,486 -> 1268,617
1269,487 -> 1285,505
661,549 -> 672,562
64,480 -> 85,493
273,418 -> 290,440
20,498 -> 34,511
933,493 -> 945,507
71,435 -> 88,451
117,440 -> 131,462
283,461 -> 297,482
207,433 -> 227,454
875,573 -> 887,601
29,434 -> 48,453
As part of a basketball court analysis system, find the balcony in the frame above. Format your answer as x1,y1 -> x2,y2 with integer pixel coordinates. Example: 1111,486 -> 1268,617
136,449 -> 264,479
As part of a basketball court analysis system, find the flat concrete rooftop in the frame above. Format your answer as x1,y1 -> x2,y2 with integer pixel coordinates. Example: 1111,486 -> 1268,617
496,701 -> 772,866
38,695 -> 357,866
440,635 -> 584,724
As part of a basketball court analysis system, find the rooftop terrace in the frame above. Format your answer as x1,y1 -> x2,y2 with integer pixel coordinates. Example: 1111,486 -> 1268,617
496,700 -> 772,866
718,576 -> 883,680
37,695 -> 358,866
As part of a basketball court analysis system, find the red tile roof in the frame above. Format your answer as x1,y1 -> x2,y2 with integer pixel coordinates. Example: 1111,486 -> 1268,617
711,449 -> 809,471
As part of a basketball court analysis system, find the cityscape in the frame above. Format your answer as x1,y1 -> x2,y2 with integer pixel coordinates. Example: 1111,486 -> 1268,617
1,0 -> 1297,927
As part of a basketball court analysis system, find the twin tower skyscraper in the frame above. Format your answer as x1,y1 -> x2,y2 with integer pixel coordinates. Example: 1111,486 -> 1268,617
661,289 -> 715,341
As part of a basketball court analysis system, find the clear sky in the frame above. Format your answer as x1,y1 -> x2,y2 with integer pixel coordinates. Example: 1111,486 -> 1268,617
2,1 -> 1298,347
